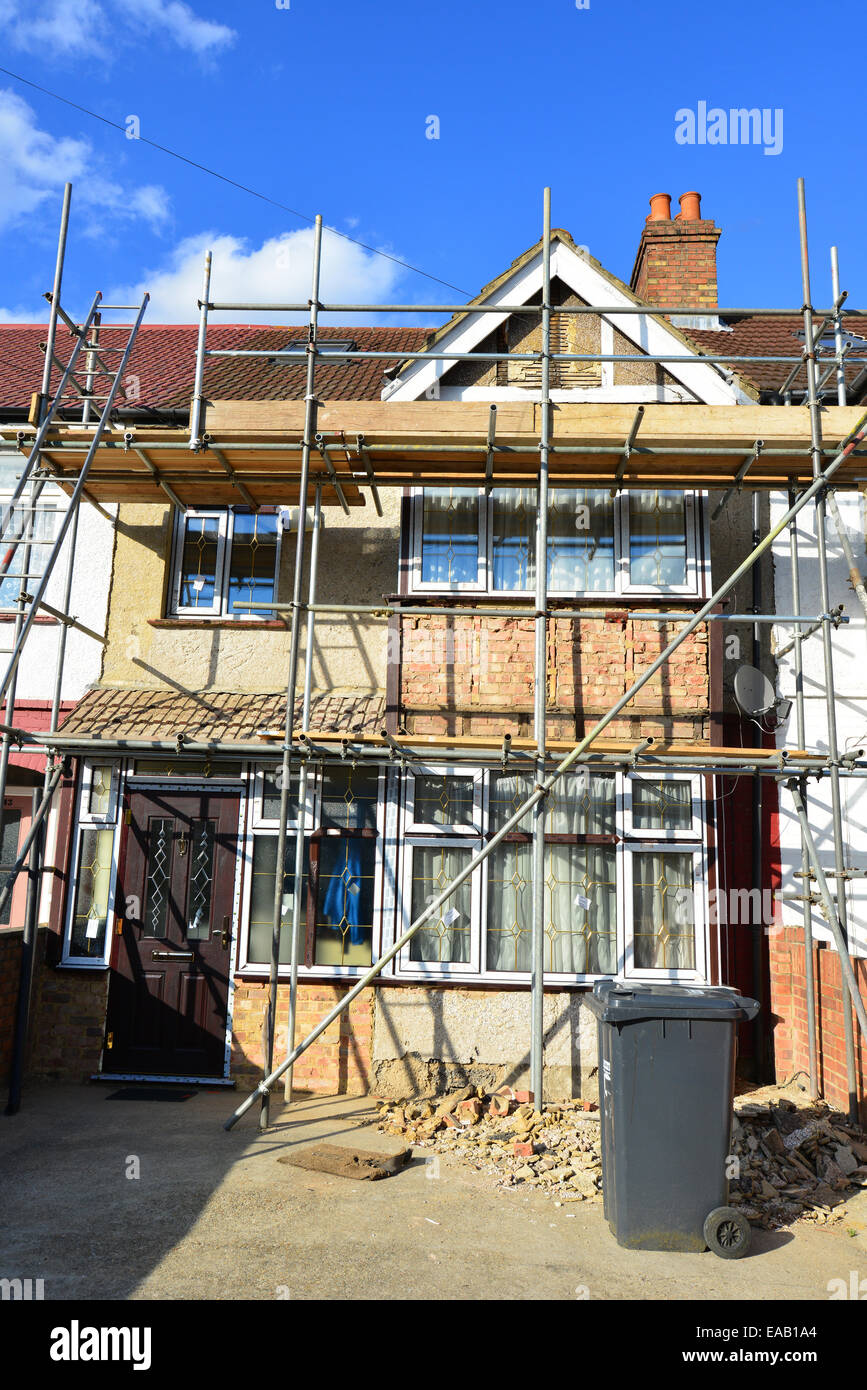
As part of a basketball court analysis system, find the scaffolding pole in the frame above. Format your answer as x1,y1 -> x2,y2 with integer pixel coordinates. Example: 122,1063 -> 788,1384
827,246 -> 867,629
224,404 -> 867,1129
787,487 -> 819,1100
261,215 -> 322,1130
530,189 -> 552,1103
798,178 -> 859,1121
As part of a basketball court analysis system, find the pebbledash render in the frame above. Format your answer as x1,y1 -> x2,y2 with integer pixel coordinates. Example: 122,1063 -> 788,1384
5,191 -> 864,1108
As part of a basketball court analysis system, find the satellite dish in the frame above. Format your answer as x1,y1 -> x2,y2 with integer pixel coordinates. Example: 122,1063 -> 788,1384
733,664 -> 777,718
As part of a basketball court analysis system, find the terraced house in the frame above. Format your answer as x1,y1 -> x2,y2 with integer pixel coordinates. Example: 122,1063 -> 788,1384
3,190 -> 865,1116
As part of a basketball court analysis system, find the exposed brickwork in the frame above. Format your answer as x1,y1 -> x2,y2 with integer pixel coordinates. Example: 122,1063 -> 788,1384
231,980 -> 373,1095
25,933 -> 110,1082
769,925 -> 867,1125
399,613 -> 709,741
630,218 -> 721,309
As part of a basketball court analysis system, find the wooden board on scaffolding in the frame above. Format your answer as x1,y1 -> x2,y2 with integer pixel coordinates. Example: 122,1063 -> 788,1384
7,402 -> 867,505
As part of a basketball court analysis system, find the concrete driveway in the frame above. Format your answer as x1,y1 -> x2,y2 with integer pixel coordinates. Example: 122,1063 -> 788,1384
1,1084 -> 865,1301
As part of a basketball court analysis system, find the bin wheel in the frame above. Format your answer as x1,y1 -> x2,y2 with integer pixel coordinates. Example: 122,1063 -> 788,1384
704,1206 -> 751,1259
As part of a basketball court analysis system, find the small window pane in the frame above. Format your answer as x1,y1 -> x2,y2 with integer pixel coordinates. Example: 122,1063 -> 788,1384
0,503 -> 59,611
630,491 -> 687,586
70,826 -> 113,956
548,489 -> 615,592
0,810 -> 22,926
226,510 -> 278,617
88,765 -> 114,817
315,838 -> 375,967
489,771 -> 615,835
632,780 -> 692,831
420,488 -> 480,585
179,516 -> 221,608
409,844 -> 472,964
261,768 -> 299,822
186,820 -> 215,940
632,851 -> 695,969
132,760 -> 241,778
412,773 -> 475,827
142,819 -> 173,939
491,487 -> 535,591
247,834 -> 307,965
320,768 -> 378,830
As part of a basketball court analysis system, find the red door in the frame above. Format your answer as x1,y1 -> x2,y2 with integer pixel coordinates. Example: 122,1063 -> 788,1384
105,788 -> 239,1076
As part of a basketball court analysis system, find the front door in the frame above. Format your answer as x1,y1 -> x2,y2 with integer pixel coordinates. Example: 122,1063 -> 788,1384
105,788 -> 239,1076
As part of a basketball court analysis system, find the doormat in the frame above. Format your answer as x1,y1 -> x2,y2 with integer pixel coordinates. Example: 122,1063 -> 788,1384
106,1088 -> 197,1103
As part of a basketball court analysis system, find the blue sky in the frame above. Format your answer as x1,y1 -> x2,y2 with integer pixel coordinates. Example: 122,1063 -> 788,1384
0,0 -> 864,327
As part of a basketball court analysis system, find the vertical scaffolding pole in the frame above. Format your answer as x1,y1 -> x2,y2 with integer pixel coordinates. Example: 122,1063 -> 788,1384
530,188 -> 552,1104
262,215 -> 322,1130
3,788 -> 45,1116
284,481 -> 322,1103
787,487 -> 819,1098
190,251 -> 212,451
39,184 -> 71,425
798,178 -> 858,1120
750,492 -> 766,1077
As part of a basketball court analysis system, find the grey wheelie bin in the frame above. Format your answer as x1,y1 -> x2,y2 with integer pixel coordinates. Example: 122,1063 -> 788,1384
584,980 -> 760,1257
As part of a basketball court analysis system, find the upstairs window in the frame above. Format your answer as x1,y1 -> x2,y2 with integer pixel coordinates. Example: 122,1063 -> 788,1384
409,487 -> 703,597
168,508 -> 281,619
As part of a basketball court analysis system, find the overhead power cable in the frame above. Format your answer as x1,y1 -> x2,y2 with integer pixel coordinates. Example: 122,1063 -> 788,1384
0,65 -> 472,297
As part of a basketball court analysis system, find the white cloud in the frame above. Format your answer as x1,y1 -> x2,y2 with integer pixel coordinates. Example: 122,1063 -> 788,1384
0,89 -> 170,235
0,0 -> 235,59
110,226 -> 406,324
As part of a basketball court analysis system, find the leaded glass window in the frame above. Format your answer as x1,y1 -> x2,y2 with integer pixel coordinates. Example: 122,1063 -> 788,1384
171,508 -> 280,619
69,826 -> 114,957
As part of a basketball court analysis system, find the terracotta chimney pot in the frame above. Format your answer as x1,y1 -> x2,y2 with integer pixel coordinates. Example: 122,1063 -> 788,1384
676,191 -> 702,222
647,193 -> 672,222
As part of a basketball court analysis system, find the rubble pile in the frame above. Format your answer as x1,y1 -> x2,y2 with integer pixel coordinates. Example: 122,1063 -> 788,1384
377,1084 -> 867,1229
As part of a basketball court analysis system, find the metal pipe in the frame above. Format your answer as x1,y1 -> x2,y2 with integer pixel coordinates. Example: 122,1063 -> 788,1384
205,348 -> 863,366
826,246 -> 867,629
204,301 -> 863,317
788,491 -> 819,1097
531,189 -> 552,1104
223,367 -> 867,1131
3,789 -> 46,1115
38,184 -> 71,421
284,481 -> 322,1103
0,296 -> 149,708
786,779 -> 867,1042
236,599 -> 843,625
190,251 -> 212,450
798,179 -> 858,1120
262,215 -> 322,1130
750,491 -> 765,1078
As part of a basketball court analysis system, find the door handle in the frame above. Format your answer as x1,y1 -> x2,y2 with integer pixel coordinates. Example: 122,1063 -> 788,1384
221,915 -> 231,950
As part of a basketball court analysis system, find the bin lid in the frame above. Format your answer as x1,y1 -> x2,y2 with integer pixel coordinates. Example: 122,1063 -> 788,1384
584,979 -> 760,1023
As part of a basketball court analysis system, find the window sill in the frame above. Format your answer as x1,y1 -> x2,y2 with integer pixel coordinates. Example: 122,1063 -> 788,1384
149,618 -> 289,630
57,960 -> 110,971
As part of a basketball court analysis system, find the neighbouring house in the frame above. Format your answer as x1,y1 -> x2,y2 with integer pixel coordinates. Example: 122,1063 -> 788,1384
3,191 -> 864,1115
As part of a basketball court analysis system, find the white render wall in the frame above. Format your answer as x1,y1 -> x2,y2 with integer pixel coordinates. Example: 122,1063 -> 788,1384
0,455 -> 114,703
771,489 -> 867,957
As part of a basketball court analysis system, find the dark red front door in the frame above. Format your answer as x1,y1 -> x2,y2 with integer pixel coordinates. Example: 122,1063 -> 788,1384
105,789 -> 239,1076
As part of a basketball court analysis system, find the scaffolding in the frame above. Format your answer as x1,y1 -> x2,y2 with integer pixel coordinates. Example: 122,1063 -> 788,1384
2,180 -> 866,1126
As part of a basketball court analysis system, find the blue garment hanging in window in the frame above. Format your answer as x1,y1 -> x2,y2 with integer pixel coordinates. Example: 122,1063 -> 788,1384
321,841 -> 365,943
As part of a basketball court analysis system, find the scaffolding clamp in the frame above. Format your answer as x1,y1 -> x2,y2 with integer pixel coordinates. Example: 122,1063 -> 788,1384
501,733 -> 512,771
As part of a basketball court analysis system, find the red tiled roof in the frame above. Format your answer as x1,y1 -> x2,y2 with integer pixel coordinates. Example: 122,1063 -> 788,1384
58,687 -> 385,743
685,317 -> 867,396
0,324 -> 429,414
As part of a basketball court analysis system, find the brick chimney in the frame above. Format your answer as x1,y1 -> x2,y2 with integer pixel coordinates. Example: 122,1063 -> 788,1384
630,191 -> 721,310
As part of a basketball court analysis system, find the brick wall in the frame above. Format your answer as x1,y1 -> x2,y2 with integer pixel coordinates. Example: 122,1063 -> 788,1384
630,218 -> 721,309
231,979 -> 374,1095
769,924 -> 867,1125
399,613 -> 709,740
25,933 -> 110,1082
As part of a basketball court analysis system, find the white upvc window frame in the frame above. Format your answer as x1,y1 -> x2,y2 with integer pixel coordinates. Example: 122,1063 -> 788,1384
407,488 -> 708,599
620,490 -> 701,596
622,839 -> 708,983
60,759 -> 123,969
409,487 -> 487,593
622,771 -> 704,841
237,763 -> 387,979
403,764 -> 484,835
397,834 -> 483,977
249,764 -> 313,831
168,507 -> 282,620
